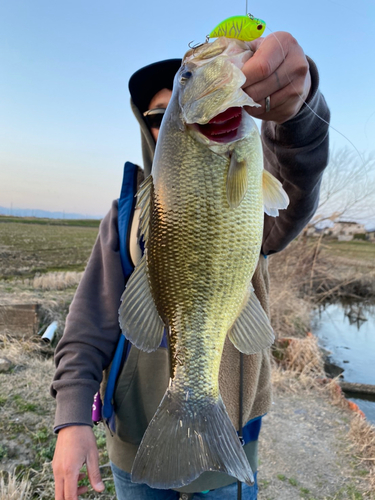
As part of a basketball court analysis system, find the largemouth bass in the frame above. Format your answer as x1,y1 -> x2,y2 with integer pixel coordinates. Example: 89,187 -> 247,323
119,37 -> 289,489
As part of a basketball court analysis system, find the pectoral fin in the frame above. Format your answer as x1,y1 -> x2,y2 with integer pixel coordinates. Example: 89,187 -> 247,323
119,255 -> 164,352
226,154 -> 248,208
228,288 -> 274,354
262,169 -> 289,217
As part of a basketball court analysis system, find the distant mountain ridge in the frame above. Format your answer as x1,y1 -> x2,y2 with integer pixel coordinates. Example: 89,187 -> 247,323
0,206 -> 102,220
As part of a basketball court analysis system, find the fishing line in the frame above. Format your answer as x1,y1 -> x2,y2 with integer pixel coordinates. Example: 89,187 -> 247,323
263,26 -> 366,167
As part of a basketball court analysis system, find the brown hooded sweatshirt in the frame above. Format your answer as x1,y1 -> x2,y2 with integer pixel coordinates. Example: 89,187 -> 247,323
51,57 -> 330,493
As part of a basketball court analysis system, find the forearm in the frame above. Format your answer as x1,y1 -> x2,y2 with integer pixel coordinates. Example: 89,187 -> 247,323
261,57 -> 330,255
51,201 -> 125,428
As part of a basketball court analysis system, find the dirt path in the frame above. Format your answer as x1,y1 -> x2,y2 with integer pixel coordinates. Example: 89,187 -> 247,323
257,386 -> 372,499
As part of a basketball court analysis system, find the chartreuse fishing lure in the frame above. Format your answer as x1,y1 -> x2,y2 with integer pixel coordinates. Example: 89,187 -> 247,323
209,14 -> 266,42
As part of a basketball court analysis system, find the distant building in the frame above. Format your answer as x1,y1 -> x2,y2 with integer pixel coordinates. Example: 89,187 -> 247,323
306,225 -> 320,237
330,221 -> 366,241
367,230 -> 375,242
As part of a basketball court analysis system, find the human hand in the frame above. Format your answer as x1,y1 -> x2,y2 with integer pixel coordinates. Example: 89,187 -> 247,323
53,425 -> 105,500
242,31 -> 311,124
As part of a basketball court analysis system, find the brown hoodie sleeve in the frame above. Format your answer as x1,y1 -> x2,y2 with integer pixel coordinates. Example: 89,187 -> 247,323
51,200 -> 125,428
261,57 -> 330,255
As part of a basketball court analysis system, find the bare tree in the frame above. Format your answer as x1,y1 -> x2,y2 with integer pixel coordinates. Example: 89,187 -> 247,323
313,148 -> 375,226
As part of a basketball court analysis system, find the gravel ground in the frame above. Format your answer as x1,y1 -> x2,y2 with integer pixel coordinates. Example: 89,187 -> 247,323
257,387 -> 372,499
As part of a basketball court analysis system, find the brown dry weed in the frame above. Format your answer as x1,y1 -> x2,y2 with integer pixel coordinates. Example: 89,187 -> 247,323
349,415 -> 375,490
269,239 -> 314,338
30,271 -> 83,290
0,472 -> 31,500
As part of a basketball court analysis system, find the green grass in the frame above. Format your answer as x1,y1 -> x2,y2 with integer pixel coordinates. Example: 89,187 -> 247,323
32,427 -> 51,444
34,440 -> 56,462
12,395 -> 38,413
0,215 -> 101,227
300,486 -> 310,496
259,479 -> 270,489
0,444 -> 8,460
0,221 -> 99,278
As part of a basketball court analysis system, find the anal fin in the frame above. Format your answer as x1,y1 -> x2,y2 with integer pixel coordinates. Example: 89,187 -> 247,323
228,288 -> 274,354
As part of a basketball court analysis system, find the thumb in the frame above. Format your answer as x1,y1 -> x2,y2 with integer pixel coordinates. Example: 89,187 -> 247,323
87,451 -> 105,492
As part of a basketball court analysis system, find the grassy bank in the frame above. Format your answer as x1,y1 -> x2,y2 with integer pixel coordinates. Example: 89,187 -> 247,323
0,221 -> 375,498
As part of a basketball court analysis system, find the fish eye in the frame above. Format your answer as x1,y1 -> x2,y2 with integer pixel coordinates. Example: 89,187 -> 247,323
180,71 -> 192,84
257,24 -> 263,30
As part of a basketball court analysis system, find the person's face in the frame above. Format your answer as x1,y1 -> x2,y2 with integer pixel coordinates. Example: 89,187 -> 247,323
147,88 -> 172,142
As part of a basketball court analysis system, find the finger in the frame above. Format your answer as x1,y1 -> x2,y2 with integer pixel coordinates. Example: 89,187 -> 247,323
63,469 -> 80,500
242,32 -> 290,87
245,64 -> 307,112
54,477 -> 65,500
243,68 -> 287,105
248,36 -> 264,53
87,452 -> 105,492
77,485 -> 89,495
78,473 -> 86,481
246,83 -> 304,123
246,85 -> 291,116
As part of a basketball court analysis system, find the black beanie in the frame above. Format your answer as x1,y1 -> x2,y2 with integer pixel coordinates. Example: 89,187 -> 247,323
128,59 -> 182,114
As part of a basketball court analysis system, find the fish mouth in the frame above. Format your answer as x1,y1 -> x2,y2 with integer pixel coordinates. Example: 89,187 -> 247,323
195,107 -> 242,143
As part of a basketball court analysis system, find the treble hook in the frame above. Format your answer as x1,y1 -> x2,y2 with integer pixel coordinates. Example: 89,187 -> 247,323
187,39 -> 209,56
188,40 -> 201,49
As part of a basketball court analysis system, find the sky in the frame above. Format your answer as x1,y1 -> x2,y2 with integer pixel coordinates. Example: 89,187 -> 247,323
1,0 -> 375,219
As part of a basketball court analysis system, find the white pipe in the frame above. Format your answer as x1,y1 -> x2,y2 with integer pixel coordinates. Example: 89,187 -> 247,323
41,321 -> 58,343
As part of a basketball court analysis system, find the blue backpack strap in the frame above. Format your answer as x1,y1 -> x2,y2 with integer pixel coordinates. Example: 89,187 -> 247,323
242,415 -> 263,444
101,162 -> 139,429
118,161 -> 140,278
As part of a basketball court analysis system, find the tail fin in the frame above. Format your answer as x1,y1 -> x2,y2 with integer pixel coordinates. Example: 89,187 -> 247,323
131,387 -> 254,489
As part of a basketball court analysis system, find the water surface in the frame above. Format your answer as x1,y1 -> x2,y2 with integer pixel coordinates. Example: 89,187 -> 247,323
313,301 -> 375,424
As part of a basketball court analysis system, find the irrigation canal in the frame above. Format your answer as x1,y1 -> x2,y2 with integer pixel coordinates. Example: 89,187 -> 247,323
313,300 -> 375,424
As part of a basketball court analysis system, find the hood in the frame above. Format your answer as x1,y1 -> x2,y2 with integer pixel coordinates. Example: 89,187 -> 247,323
128,59 -> 182,177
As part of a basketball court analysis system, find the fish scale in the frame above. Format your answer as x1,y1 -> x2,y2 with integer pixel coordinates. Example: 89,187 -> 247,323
149,125 -> 263,392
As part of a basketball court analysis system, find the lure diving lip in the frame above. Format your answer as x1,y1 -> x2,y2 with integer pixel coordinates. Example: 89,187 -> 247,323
197,107 -> 242,143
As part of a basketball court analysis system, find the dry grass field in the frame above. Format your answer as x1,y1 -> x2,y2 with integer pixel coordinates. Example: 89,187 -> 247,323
0,219 -> 374,498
